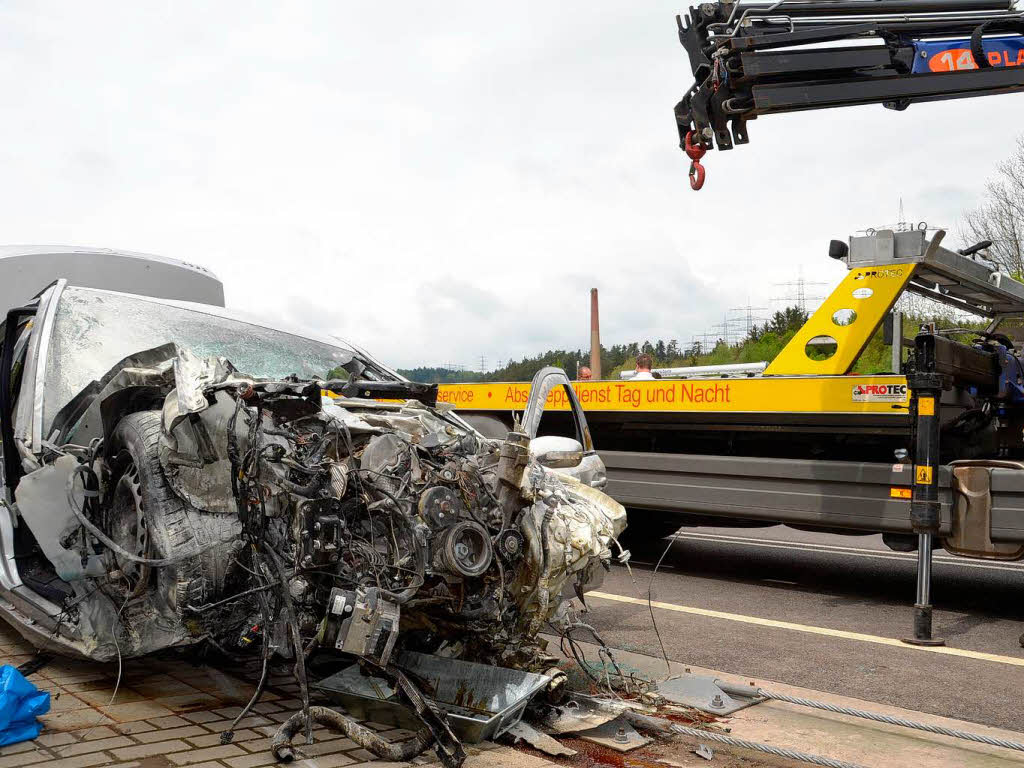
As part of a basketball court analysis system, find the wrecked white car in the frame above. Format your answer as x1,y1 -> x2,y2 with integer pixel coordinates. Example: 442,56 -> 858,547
0,280 -> 625,762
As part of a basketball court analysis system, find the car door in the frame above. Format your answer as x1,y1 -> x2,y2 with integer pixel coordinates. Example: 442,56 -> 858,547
1,281 -> 65,592
520,366 -> 606,489
0,306 -> 38,590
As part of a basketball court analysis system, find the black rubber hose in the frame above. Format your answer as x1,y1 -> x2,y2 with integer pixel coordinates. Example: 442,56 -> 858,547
381,538 -> 426,604
277,476 -> 323,497
264,547 -> 313,746
971,20 -> 1024,68
272,706 -> 433,763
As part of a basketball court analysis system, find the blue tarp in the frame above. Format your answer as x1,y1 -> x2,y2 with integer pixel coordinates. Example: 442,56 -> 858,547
0,665 -> 50,746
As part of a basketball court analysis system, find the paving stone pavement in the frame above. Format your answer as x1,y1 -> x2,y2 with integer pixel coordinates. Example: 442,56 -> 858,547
0,620 -> 559,768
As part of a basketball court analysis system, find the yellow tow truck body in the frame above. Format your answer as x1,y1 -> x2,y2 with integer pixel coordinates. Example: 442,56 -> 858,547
435,229 -> 1024,561
438,239 -> 916,417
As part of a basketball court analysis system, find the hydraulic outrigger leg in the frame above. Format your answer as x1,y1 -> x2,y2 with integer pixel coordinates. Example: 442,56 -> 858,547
904,330 -> 946,647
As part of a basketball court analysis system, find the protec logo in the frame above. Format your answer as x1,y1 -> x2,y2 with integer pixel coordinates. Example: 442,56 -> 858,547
852,383 -> 908,403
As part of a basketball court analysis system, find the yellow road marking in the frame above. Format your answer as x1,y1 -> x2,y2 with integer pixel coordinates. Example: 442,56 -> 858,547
587,591 -> 1024,668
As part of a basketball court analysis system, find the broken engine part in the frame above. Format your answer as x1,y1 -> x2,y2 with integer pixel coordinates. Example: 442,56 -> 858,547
316,651 -> 553,743
321,587 -> 400,665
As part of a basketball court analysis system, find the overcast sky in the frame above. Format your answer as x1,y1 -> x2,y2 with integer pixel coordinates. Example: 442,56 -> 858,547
1,2 -> 1021,370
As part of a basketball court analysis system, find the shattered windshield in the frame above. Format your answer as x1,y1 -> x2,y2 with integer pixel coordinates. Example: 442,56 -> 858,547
43,287 -> 387,435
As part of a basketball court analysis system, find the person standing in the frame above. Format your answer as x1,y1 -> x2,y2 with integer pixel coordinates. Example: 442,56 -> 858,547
633,353 -> 655,380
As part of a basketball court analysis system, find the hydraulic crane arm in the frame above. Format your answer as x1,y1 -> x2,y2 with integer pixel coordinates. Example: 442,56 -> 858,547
675,0 -> 1024,185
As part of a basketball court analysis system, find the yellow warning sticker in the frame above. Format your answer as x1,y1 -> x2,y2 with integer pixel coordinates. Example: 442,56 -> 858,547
890,487 -> 912,500
918,396 -> 935,416
915,465 -> 933,485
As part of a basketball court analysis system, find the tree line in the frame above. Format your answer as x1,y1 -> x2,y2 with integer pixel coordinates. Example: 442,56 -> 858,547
398,306 -> 810,383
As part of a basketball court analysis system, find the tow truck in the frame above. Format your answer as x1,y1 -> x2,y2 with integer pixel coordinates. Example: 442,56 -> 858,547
673,0 -> 1024,187
442,226 -> 1024,645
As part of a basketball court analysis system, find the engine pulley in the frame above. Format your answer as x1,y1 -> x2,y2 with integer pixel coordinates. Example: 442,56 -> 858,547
418,485 -> 467,527
433,520 -> 493,578
496,529 -> 525,562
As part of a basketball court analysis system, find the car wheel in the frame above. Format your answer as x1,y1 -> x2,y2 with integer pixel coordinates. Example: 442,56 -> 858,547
109,411 -> 236,623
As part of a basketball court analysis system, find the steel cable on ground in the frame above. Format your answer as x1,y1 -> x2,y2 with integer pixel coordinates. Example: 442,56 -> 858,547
668,724 -> 867,768
753,690 -> 1024,753
615,529 -> 1024,759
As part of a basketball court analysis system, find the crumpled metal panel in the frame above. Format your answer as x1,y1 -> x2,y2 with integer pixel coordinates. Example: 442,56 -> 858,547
173,348 -> 237,416
15,456 -> 104,582
515,468 -> 626,636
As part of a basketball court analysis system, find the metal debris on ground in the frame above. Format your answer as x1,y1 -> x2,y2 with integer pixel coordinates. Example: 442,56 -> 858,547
504,721 -> 578,757
316,651 -> 552,742
539,693 -> 626,735
694,743 -> 715,760
272,705 -> 435,764
576,716 -> 652,752
659,674 -> 765,715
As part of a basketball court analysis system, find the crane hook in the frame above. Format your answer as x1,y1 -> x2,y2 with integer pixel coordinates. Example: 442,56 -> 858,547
684,130 -> 707,191
689,160 -> 706,191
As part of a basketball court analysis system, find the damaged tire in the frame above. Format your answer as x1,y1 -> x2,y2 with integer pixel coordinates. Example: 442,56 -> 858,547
109,410 -> 236,625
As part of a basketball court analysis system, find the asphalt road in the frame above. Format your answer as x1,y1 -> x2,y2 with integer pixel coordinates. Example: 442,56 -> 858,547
584,524 -> 1024,732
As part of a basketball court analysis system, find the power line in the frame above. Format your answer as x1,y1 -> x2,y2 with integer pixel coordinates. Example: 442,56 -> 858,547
729,303 -> 769,336
773,272 -> 826,313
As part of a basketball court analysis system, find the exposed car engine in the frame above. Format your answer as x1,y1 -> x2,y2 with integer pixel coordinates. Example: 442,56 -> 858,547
37,347 -> 625,745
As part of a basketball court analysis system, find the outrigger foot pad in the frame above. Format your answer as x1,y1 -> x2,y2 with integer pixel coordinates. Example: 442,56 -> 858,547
902,604 -> 945,647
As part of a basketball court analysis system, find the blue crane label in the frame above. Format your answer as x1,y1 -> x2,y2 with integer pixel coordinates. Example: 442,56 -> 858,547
912,36 -> 1024,73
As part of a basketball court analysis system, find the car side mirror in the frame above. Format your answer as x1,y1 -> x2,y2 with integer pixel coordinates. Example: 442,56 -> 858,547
529,435 -> 584,469
520,366 -> 595,453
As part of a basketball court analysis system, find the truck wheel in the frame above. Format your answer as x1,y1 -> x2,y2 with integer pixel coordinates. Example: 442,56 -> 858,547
618,510 -> 680,555
109,411 -> 233,623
